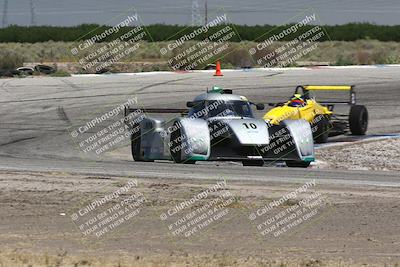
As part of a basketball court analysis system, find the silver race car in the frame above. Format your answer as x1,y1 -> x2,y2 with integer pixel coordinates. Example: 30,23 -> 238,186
124,87 -> 315,167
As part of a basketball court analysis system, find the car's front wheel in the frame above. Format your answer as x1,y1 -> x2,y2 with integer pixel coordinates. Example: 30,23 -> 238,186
242,160 -> 264,167
170,124 -> 196,164
131,130 -> 143,161
285,160 -> 311,168
312,115 -> 330,143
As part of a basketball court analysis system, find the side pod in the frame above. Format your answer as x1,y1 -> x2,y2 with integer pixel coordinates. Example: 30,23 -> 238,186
170,118 -> 211,162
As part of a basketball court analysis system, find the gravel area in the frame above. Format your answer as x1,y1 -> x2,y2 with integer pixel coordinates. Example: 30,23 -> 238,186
316,138 -> 400,171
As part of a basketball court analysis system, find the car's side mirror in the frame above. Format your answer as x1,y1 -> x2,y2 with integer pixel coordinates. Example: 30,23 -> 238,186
186,101 -> 195,108
256,103 -> 265,110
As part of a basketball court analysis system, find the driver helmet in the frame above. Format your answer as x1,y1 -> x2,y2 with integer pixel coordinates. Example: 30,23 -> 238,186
290,94 -> 305,106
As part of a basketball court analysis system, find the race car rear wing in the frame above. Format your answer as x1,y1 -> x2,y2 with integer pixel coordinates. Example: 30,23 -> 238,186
296,85 -> 356,105
124,107 -> 189,129
124,107 -> 188,117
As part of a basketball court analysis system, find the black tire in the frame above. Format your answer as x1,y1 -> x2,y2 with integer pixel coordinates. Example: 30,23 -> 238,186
34,64 -> 55,74
242,160 -> 264,167
170,125 -> 195,164
312,115 -> 329,144
170,125 -> 183,163
131,130 -> 143,161
349,105 -> 368,135
285,161 -> 311,168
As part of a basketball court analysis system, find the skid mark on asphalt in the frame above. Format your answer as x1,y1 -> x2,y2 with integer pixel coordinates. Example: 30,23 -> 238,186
0,93 -> 133,104
61,79 -> 82,91
0,77 -> 193,104
0,136 -> 36,147
57,106 -> 72,126
133,77 -> 192,93
0,80 -> 11,96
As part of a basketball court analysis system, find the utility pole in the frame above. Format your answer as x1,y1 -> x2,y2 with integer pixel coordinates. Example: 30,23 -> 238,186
204,0 -> 208,25
30,0 -> 37,26
191,0 -> 202,26
2,0 -> 8,28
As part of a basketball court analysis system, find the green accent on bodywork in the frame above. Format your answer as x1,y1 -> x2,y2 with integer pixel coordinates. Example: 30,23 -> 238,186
189,155 -> 208,161
303,157 -> 315,162
211,86 -> 222,93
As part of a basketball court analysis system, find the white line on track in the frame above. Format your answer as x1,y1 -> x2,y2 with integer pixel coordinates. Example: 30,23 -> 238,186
71,64 -> 400,77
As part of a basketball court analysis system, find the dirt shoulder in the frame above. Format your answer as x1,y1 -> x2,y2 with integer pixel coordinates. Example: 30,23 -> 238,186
315,138 -> 400,171
0,170 -> 399,266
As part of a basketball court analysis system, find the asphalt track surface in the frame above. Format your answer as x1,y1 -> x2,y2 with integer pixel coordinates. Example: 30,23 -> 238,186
1,67 -> 400,187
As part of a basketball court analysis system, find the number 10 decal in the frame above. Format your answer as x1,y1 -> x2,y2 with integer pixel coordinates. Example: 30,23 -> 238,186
243,122 -> 257,129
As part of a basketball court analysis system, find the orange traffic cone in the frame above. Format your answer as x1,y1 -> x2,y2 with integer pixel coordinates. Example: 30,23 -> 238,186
214,61 -> 223,76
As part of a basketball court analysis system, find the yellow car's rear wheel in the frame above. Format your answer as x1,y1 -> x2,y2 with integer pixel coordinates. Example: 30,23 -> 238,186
349,105 -> 368,135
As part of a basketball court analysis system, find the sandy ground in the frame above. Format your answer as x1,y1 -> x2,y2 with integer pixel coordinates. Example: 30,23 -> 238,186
0,169 -> 399,267
316,138 -> 400,171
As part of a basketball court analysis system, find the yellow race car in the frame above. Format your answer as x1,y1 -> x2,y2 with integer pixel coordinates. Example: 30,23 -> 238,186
263,85 -> 368,143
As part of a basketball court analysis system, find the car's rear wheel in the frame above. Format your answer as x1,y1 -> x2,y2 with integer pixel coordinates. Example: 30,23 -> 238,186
312,115 -> 330,143
285,160 -> 311,168
242,160 -> 264,166
349,105 -> 368,135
